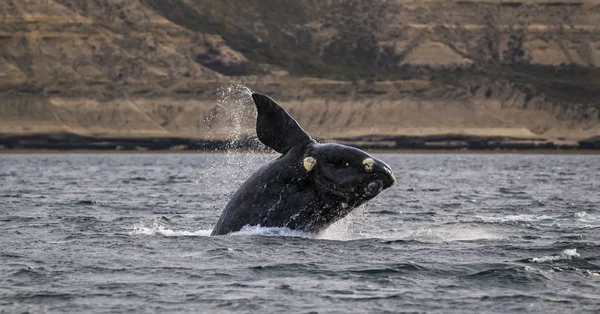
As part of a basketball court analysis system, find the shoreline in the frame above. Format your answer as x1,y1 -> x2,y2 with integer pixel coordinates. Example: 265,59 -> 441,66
1,132 -> 598,154
1,148 -> 599,155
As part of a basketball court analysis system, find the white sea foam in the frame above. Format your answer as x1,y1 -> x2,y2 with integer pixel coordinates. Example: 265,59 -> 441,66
388,226 -> 502,242
477,214 -> 556,223
476,212 -> 600,229
129,217 -> 363,240
230,225 -> 315,238
530,249 -> 580,263
130,225 -> 212,237
573,212 -> 600,224
147,227 -> 211,237
130,218 -> 212,237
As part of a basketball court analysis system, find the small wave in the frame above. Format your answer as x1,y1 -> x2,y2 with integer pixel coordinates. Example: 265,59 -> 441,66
122,177 -> 148,183
13,291 -> 75,301
458,265 -> 549,288
61,216 -> 98,223
529,249 -> 580,263
498,187 -> 528,195
348,263 -> 426,275
249,262 -> 317,271
9,267 -> 46,279
74,200 -> 100,205
367,209 -> 398,215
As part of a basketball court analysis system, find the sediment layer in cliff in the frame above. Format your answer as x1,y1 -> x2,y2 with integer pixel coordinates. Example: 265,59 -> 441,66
0,0 -> 599,149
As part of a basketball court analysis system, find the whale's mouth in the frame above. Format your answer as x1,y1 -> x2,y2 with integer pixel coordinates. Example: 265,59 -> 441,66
315,173 -> 390,201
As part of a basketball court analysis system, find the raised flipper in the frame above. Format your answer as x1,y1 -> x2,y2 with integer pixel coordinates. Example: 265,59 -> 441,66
251,93 -> 311,154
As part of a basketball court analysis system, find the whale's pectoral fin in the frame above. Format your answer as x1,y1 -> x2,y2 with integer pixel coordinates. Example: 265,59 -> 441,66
252,93 -> 311,154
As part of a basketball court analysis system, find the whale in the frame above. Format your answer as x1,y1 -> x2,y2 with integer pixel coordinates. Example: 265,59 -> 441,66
210,93 -> 395,236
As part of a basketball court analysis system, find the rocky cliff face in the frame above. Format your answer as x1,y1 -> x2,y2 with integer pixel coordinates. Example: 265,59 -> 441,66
1,0 -> 599,147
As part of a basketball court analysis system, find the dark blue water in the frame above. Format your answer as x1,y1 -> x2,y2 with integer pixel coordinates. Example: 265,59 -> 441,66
1,153 -> 599,313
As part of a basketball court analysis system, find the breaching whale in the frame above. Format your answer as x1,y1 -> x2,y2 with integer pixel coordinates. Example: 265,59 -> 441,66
211,93 -> 395,236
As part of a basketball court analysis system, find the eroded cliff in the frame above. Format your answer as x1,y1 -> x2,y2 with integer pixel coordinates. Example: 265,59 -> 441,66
1,0 -> 599,149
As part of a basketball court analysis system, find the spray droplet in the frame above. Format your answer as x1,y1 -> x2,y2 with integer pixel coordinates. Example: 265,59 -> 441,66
200,84 -> 276,212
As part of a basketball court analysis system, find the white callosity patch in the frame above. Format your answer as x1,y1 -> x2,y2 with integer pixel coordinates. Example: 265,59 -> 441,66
387,167 -> 396,184
362,158 -> 375,172
363,157 -> 396,183
303,157 -> 317,172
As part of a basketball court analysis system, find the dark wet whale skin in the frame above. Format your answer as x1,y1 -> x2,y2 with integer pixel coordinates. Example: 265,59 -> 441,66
211,93 -> 395,235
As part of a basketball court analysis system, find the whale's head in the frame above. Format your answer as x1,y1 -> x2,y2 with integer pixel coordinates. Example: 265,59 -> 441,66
248,92 -> 395,230
303,143 -> 395,205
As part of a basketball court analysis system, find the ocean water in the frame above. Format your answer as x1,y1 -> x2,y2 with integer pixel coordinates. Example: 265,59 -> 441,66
0,153 -> 599,313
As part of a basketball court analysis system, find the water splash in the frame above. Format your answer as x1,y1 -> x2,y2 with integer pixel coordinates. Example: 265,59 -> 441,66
195,84 -> 370,238
318,205 -> 368,241
204,84 -> 256,151
229,223 -> 367,241
199,85 -> 372,238
127,84 -> 275,237
202,84 -> 275,205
